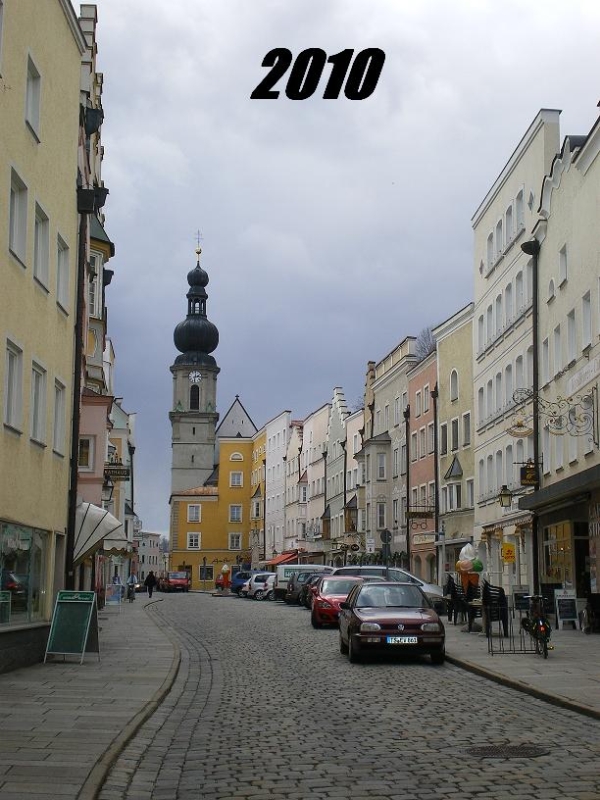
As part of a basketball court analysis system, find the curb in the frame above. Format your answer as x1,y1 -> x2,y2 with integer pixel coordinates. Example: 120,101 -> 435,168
446,653 -> 600,722
77,599 -> 182,800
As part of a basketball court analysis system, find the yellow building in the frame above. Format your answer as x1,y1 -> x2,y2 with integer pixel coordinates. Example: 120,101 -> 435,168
0,0 -> 86,665
250,429 -> 267,566
170,437 -> 254,589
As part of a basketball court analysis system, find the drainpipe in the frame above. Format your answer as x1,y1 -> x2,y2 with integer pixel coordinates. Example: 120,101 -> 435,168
403,404 -> 411,570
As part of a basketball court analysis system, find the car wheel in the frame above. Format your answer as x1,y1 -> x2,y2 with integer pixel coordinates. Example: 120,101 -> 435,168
348,635 -> 361,663
339,631 -> 348,654
430,649 -> 445,665
311,612 -> 322,629
254,590 -> 264,601
266,590 -> 275,601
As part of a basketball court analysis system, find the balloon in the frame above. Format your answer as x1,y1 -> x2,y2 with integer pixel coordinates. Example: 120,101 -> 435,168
472,558 -> 483,572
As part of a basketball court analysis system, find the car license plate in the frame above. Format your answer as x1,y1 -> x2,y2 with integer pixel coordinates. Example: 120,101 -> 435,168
387,636 -> 418,644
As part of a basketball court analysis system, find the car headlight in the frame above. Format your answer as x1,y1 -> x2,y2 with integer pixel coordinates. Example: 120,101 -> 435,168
360,622 -> 381,632
316,600 -> 333,609
421,622 -> 442,632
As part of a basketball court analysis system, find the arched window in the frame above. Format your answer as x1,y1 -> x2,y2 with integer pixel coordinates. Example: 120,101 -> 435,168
190,385 -> 200,410
450,369 -> 459,402
230,452 -> 243,461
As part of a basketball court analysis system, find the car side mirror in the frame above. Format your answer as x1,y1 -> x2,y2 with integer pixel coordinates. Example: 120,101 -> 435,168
339,601 -> 350,610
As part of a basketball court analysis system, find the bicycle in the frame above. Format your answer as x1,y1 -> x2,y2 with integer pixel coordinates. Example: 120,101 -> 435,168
521,594 -> 552,658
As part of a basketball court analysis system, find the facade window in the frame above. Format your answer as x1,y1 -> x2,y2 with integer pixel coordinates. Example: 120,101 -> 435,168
504,364 -> 513,406
495,295 -> 502,337
52,380 -> 66,454
466,479 -> 474,508
394,397 -> 400,426
384,404 -> 389,430
477,387 -> 484,425
486,232 -> 493,268
411,487 -> 418,508
553,325 -> 562,375
229,505 -> 242,523
419,427 -> 426,458
440,486 -> 447,514
56,236 -> 69,310
542,338 -> 549,385
9,169 -> 28,261
495,219 -> 503,257
505,204 -> 513,242
33,204 -> 50,287
448,483 -> 462,510
582,292 -> 591,348
440,423 -> 447,455
252,499 -> 261,518
377,453 -> 386,479
26,56 -> 41,137
230,471 -> 243,487
462,412 -> 471,447
477,315 -> 484,351
392,498 -> 399,526
516,189 -> 524,230
450,370 -> 458,401
415,391 -> 422,417
377,502 -> 386,529
427,422 -> 434,454
486,305 -> 493,341
187,532 -> 200,549
30,362 -> 46,443
4,340 -> 23,429
78,436 -> 94,471
515,272 -> 524,312
0,520 -> 48,624
451,418 -> 459,452
88,271 -> 100,317
423,386 -> 430,412
229,533 -> 242,550
189,385 -> 199,410
558,245 -> 568,285
505,283 -> 513,324
410,432 -> 417,461
567,309 -> 576,363
392,447 -> 398,476
515,355 -> 524,390
187,504 -> 201,523
400,443 -> 407,475
401,391 -> 408,411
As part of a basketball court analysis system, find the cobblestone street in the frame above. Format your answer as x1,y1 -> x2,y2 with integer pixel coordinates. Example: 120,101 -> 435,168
99,594 -> 600,800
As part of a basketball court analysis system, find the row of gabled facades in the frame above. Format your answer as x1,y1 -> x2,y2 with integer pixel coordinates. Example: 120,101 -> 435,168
0,2 -> 141,672
170,105 -> 600,616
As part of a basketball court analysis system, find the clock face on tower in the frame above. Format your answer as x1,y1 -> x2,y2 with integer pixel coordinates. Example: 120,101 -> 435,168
188,370 -> 202,384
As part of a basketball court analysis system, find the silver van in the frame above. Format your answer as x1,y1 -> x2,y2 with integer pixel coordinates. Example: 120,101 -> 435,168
330,565 -> 443,611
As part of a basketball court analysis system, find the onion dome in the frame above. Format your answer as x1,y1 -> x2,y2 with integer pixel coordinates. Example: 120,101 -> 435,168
173,248 -> 219,366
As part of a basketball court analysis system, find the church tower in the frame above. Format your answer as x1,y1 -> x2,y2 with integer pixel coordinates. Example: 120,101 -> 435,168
169,248 -> 220,492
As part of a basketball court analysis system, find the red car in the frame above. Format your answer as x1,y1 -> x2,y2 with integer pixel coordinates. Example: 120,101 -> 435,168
160,571 -> 190,592
338,581 -> 445,664
310,576 -> 366,628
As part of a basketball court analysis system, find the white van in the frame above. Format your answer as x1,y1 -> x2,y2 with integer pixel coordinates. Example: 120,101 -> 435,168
273,563 -> 333,601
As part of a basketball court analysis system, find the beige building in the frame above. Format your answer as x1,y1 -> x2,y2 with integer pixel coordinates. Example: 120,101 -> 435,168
0,0 -> 86,666
472,110 -> 561,594
433,303 -> 475,579
519,110 -> 600,610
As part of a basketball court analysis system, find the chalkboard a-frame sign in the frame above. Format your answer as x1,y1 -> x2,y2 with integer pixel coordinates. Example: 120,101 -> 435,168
44,591 -> 100,664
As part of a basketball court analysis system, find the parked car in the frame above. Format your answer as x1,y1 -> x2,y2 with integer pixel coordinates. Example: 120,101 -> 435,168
285,571 -> 321,605
230,569 -> 261,596
240,579 -> 251,598
159,571 -> 190,592
299,574 -> 323,608
310,576 -> 367,628
1,569 -> 28,608
331,565 -> 444,612
338,581 -> 445,664
247,573 -> 275,600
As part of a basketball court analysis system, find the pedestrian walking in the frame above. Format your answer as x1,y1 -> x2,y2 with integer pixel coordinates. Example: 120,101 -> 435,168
144,570 -> 157,599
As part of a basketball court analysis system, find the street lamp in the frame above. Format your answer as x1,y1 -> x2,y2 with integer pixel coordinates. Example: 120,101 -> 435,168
101,476 -> 114,504
498,484 -> 513,509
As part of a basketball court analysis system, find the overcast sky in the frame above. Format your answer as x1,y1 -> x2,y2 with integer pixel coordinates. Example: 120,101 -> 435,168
95,0 -> 600,534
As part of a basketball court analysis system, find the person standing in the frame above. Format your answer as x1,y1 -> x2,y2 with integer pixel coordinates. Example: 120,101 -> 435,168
126,572 -> 138,602
144,571 -> 157,599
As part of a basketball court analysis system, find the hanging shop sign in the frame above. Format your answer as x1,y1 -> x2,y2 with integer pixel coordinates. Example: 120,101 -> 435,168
104,463 -> 130,481
501,543 -> 516,563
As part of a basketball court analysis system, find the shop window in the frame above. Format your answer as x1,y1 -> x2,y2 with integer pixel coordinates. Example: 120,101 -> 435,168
0,522 -> 48,625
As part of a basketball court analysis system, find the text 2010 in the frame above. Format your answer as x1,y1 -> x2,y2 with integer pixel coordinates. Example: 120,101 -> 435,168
251,48 -> 385,100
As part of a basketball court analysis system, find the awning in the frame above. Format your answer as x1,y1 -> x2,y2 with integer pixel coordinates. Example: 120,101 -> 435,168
265,552 -> 298,566
74,502 -> 131,564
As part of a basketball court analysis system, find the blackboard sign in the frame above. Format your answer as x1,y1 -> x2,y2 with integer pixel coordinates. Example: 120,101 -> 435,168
45,591 -> 100,664
555,589 -> 578,630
